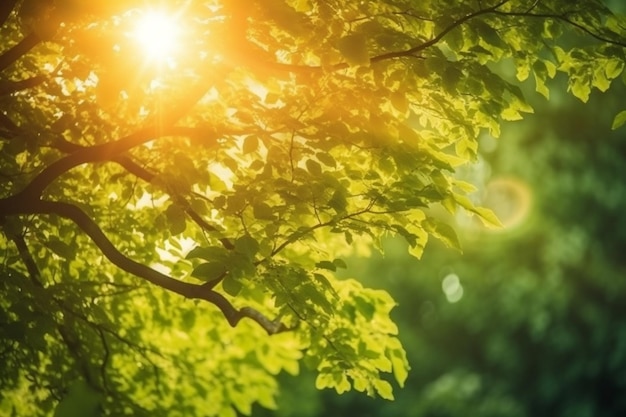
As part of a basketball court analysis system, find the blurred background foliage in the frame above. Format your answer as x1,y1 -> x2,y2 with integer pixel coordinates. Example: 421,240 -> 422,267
253,55 -> 626,417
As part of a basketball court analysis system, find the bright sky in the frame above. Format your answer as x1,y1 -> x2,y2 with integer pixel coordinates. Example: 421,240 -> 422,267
133,11 -> 181,61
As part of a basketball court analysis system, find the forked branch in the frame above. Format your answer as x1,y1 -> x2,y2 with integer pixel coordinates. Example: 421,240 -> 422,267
2,198 -> 287,334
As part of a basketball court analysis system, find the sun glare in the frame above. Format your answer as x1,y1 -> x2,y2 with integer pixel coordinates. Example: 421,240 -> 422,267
133,11 -> 180,61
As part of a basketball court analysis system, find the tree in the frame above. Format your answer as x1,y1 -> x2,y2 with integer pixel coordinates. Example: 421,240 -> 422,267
1,0 -> 625,415
258,77 -> 626,417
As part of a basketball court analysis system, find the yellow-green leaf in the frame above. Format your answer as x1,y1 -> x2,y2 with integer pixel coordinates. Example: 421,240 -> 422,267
373,379 -> 394,400
474,206 -> 503,228
612,110 -> 626,130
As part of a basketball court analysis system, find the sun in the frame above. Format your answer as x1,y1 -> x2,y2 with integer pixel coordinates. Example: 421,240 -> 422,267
133,11 -> 181,61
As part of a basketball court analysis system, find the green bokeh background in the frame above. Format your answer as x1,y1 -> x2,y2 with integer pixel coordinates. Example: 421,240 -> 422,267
255,65 -> 626,417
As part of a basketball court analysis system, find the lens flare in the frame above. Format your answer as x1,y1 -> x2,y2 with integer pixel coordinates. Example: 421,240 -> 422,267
133,11 -> 180,61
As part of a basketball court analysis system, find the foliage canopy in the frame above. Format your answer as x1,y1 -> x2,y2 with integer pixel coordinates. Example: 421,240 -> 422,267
1,0 -> 626,415
259,78 -> 626,417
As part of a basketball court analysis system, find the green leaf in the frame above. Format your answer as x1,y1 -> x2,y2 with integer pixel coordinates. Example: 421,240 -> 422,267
180,309 -> 196,331
209,174 -> 227,192
353,376 -> 368,392
442,65 -> 463,93
337,33 -> 370,66
407,243 -> 425,259
222,276 -> 242,296
44,238 -> 75,260
165,204 -> 187,235
234,235 -> 259,257
390,90 -> 409,113
606,59 -> 624,79
373,379 -> 394,400
316,152 -> 336,168
334,372 -> 351,394
570,76 -> 591,103
328,190 -> 348,213
425,220 -> 461,250
474,206 -> 503,228
226,194 -> 247,213
354,296 -> 375,320
253,202 -> 275,220
315,372 -> 334,390
53,380 -> 100,417
186,246 -> 227,261
472,20 -> 503,49
316,260 -> 336,271
242,135 -> 258,154
229,253 -> 256,279
390,351 -> 409,387
533,61 -> 550,99
306,159 -> 322,176
191,262 -> 226,282
612,110 -> 626,130
221,406 -> 237,417
515,57 -> 530,82
231,394 -> 252,416
333,258 -> 347,269
313,273 -> 335,295
593,65 -> 611,92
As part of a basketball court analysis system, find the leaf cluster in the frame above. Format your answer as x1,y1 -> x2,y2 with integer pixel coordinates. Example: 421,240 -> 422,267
1,0 -> 626,415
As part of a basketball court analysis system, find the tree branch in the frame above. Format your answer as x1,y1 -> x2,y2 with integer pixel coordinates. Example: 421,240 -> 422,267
0,32 -> 41,72
0,75 -> 49,96
5,126 -> 217,202
0,61 -> 62,96
4,225 -> 101,386
49,136 -> 235,250
240,0 -> 511,74
4,225 -> 44,287
0,111 -> 19,135
370,0 -> 511,63
2,197 -> 287,334
492,9 -> 626,48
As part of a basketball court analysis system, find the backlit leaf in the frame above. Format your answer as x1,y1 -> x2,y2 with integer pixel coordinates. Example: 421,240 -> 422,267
612,110 -> 626,130
373,379 -> 394,400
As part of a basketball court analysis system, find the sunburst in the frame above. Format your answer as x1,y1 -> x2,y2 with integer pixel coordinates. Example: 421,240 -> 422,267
133,11 -> 181,62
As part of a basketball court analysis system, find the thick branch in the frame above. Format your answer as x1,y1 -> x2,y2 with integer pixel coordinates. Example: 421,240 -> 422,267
242,0 -> 512,74
493,9 -> 626,48
0,111 -> 19,134
0,75 -> 48,96
49,136 -> 235,250
14,126 -> 165,200
5,227 -> 43,287
10,125 -> 215,200
371,0 -> 510,62
5,73 -> 224,200
2,197 -> 286,334
0,61 -> 62,96
5,225 -> 100,386
262,0 -> 624,75
0,32 -> 41,72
